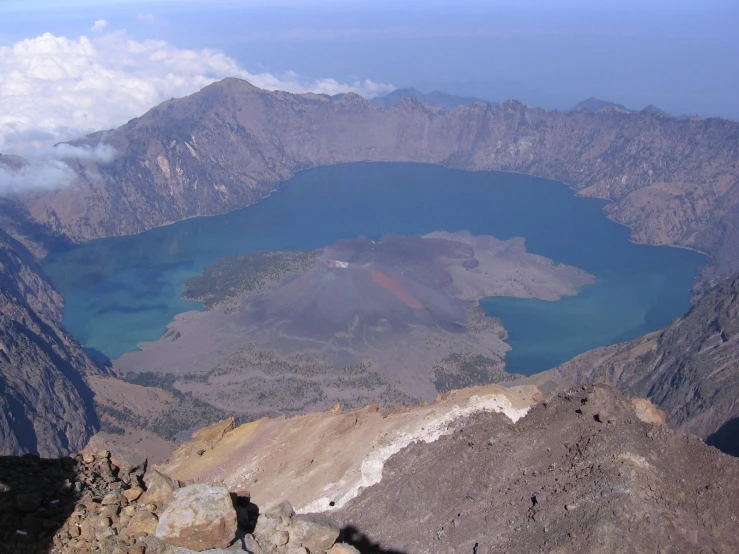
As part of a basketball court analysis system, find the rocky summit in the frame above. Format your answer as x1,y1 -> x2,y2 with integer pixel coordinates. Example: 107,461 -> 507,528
2,384 -> 736,554
0,448 -> 357,554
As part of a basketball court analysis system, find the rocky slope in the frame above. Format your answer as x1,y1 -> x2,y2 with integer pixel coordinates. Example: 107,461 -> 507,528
331,384 -> 739,553
0,225 -> 100,457
527,272 -> 739,454
18,77 -> 739,282
157,383 -> 539,514
0,448 -> 361,554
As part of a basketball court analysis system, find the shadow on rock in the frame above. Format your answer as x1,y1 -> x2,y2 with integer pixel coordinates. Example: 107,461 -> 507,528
707,416 -> 739,457
339,525 -> 407,554
0,454 -> 82,554
0,448 -> 147,554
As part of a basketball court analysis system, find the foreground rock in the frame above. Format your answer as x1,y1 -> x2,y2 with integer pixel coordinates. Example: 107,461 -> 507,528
0,446 -> 359,553
250,500 -> 340,554
156,484 -> 237,551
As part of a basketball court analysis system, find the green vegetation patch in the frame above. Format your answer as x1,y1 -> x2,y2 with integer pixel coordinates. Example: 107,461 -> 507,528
183,249 -> 322,309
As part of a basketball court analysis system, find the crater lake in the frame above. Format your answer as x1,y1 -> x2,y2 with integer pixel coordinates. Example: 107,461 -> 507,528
42,162 -> 705,375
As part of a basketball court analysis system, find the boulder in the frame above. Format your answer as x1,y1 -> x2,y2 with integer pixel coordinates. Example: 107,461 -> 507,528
155,484 -> 238,552
111,447 -> 148,485
327,545 -> 361,554
124,486 -> 144,501
139,470 -> 180,509
191,417 -> 236,447
288,515 -> 340,553
265,500 -> 295,522
79,515 -> 112,542
127,511 -> 159,537
244,534 -> 265,554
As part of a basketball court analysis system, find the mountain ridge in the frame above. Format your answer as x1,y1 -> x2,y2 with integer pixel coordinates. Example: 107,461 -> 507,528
16,77 -> 739,284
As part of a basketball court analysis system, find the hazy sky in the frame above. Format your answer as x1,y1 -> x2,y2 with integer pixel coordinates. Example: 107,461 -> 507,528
1,0 -> 738,161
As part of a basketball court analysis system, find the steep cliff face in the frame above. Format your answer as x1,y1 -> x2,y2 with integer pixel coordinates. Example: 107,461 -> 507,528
534,273 -> 739,450
0,226 -> 99,457
22,78 -> 739,279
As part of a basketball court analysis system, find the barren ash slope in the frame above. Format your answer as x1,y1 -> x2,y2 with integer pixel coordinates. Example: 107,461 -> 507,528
0,77 -> 738,458
5,383 -> 739,553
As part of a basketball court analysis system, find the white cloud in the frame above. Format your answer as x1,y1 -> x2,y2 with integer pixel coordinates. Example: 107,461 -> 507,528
49,143 -> 117,163
0,143 -> 116,196
136,13 -> 156,23
91,19 -> 108,32
0,159 -> 75,196
0,29 -> 393,194
0,29 -> 393,152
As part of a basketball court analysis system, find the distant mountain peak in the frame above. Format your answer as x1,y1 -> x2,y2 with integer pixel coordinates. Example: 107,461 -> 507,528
642,104 -> 672,118
371,87 -> 487,110
216,76 -> 259,89
572,97 -> 631,113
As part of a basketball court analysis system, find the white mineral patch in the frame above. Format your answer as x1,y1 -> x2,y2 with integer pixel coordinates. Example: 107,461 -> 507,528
327,260 -> 349,269
298,394 -> 529,513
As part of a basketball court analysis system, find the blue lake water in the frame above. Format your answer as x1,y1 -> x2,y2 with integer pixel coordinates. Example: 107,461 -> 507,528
42,162 -> 705,375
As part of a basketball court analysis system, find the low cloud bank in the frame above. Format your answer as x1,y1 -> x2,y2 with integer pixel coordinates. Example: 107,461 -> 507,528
0,144 -> 116,196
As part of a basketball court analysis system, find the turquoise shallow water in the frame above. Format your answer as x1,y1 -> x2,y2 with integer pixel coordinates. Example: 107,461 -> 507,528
42,162 -> 704,375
